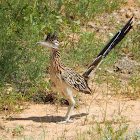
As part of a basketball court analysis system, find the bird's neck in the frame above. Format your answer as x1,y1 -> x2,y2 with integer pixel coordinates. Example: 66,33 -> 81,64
50,49 -> 64,71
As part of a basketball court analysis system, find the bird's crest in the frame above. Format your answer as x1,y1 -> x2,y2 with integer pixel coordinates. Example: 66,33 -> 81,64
45,32 -> 58,42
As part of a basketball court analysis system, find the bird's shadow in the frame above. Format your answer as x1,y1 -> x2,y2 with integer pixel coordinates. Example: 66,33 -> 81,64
8,113 -> 87,123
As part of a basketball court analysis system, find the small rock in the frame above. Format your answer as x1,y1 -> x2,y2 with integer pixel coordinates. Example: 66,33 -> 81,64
88,24 -> 97,28
104,26 -> 109,30
117,20 -> 120,24
113,12 -> 118,15
128,7 -> 134,12
106,70 -> 114,74
109,33 -> 113,37
126,11 -> 132,18
87,23 -> 101,31
133,11 -> 139,19
120,9 -> 125,13
99,30 -> 104,33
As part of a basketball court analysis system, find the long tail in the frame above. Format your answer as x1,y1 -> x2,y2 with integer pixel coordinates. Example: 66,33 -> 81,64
82,17 -> 133,80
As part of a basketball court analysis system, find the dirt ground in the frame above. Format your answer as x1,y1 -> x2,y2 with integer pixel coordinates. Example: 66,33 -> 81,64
1,90 -> 140,139
0,0 -> 140,139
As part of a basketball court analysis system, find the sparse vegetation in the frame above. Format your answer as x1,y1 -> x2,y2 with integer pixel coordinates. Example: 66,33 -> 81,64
0,0 -> 139,139
76,122 -> 140,140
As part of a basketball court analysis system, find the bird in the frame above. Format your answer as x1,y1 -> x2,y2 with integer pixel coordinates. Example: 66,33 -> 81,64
36,17 -> 133,123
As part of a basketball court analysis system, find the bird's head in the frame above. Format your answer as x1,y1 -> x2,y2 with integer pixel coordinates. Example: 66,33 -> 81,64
36,32 -> 59,50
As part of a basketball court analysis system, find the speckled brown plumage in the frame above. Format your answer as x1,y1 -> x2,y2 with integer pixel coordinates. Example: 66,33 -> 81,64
37,17 -> 133,123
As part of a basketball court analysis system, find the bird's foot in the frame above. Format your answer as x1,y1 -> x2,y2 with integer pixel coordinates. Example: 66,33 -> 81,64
57,119 -> 73,124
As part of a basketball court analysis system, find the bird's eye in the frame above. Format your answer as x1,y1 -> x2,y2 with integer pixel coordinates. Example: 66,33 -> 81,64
52,40 -> 59,46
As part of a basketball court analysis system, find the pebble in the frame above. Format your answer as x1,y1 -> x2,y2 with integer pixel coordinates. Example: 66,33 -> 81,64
104,26 -> 109,30
129,7 -> 135,12
113,12 -> 118,15
87,23 -> 101,31
133,11 -> 139,19
120,9 -> 125,13
117,20 -> 120,24
109,33 -> 113,37
99,30 -> 104,33
126,11 -> 132,18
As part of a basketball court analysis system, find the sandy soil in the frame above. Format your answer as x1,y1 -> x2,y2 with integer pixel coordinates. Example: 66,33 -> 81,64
0,0 -> 140,139
1,87 -> 140,139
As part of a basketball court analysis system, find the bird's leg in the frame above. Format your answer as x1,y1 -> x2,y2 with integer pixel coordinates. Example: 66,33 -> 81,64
65,98 -> 75,122
58,88 -> 75,123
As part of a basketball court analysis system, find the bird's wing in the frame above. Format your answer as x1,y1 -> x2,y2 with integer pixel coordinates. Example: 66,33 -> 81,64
61,68 -> 91,94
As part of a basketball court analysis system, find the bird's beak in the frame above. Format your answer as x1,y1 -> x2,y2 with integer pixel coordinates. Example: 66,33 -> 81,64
36,42 -> 59,49
36,42 -> 51,47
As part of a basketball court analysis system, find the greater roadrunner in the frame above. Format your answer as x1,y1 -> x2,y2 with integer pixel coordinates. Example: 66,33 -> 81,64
37,17 -> 133,123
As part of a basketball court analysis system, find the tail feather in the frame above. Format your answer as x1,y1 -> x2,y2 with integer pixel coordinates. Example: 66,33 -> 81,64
103,19 -> 133,58
82,17 -> 133,80
101,16 -> 133,58
97,32 -> 120,57
82,55 -> 102,80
